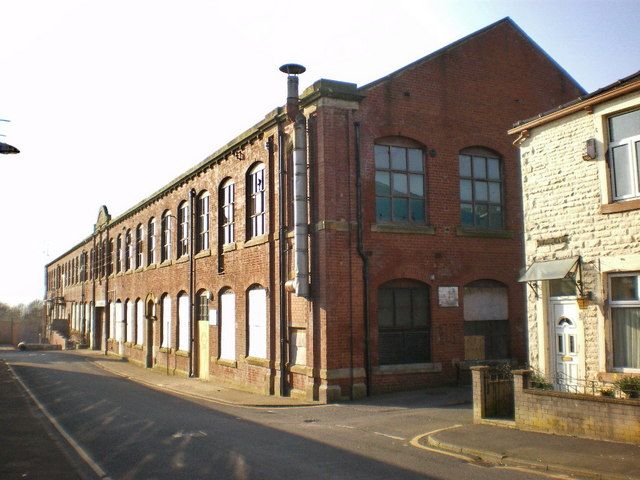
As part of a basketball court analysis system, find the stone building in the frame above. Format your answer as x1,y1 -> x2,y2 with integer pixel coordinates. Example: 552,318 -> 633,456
44,18 -> 583,402
513,71 -> 640,387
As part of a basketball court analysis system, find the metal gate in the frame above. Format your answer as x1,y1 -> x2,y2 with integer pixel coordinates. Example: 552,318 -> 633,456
484,368 -> 514,419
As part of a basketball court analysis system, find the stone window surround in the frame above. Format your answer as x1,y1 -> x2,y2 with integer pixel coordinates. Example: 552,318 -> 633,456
595,95 -> 640,213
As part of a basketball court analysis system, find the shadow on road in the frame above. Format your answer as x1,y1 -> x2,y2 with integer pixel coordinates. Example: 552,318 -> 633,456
8,358 -> 444,480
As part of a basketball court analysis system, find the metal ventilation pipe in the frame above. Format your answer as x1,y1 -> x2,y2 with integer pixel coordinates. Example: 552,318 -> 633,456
279,63 -> 309,298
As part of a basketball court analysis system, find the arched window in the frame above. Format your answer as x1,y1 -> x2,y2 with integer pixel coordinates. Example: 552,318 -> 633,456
125,229 -> 133,271
374,139 -> 426,224
161,294 -> 171,348
220,179 -> 235,245
126,299 -> 134,343
459,147 -> 503,229
247,164 -> 265,238
177,292 -> 190,352
463,279 -> 509,360
115,300 -> 123,342
161,211 -> 172,262
219,289 -> 236,360
177,201 -> 189,258
377,279 -> 430,365
196,191 -> 210,252
136,299 -> 145,345
247,286 -> 267,358
135,224 -> 144,268
116,235 -> 122,273
147,217 -> 156,265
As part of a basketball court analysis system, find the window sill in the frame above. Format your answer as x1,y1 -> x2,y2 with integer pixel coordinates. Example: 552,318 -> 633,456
371,224 -> 435,235
146,263 -> 157,271
159,346 -> 171,353
135,267 -> 144,273
175,255 -> 189,264
158,260 -> 172,269
175,349 -> 190,358
373,362 -> 442,375
194,249 -> 211,259
456,227 -> 514,239
600,198 -> 640,214
245,356 -> 269,368
216,358 -> 237,368
124,342 -> 133,347
133,344 -> 144,350
290,364 -> 310,375
223,242 -> 237,253
244,234 -> 269,248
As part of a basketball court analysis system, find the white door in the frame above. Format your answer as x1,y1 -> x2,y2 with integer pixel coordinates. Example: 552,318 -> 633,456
220,292 -> 236,361
550,301 -> 580,392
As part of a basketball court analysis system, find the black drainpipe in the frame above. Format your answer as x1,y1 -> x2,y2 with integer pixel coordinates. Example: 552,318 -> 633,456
354,122 -> 371,396
189,188 -> 196,377
278,122 -> 288,397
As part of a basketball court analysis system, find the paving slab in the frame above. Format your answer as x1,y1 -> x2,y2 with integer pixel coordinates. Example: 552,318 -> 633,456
426,423 -> 640,480
68,349 -> 318,408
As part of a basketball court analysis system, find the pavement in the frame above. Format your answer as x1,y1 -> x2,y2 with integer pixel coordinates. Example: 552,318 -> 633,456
3,346 -> 640,480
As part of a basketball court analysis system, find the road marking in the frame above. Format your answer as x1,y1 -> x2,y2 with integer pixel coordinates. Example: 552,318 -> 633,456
7,363 -> 111,480
374,431 -> 405,441
410,425 -> 477,462
335,424 -> 355,429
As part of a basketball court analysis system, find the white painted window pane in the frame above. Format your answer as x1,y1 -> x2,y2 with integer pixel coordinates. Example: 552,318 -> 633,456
178,294 -> 190,352
162,296 -> 171,348
136,300 -> 144,345
115,302 -> 124,342
612,145 -> 633,198
463,286 -> 508,321
220,292 -> 236,360
248,289 -> 267,359
109,303 -> 116,338
126,301 -> 134,343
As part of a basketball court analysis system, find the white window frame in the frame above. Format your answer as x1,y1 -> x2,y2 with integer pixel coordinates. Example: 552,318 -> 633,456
221,181 -> 235,245
135,224 -> 144,269
609,272 -> 640,372
148,217 -> 156,265
178,202 -> 189,257
161,211 -> 172,262
608,109 -> 640,201
197,192 -> 210,252
125,230 -> 133,271
248,164 -> 265,238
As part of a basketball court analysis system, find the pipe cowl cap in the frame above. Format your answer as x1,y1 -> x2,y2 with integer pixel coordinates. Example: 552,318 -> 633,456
279,64 -> 306,75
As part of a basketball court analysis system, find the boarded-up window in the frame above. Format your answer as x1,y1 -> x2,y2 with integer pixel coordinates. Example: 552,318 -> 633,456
115,301 -> 123,342
248,288 -> 267,359
290,328 -> 306,366
220,291 -> 236,360
463,280 -> 509,360
162,295 -> 171,348
126,300 -> 134,343
136,299 -> 144,345
178,293 -> 190,352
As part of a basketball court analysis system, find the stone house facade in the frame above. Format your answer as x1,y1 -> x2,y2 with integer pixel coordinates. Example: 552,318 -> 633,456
45,18 -> 583,402
513,71 -> 640,386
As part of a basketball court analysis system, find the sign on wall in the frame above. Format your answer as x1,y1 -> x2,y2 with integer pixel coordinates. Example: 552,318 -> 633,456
438,286 -> 459,307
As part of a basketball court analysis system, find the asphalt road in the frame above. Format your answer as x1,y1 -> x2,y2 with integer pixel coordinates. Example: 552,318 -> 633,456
2,350 -> 549,480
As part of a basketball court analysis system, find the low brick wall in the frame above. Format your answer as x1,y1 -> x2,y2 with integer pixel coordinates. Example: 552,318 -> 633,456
513,371 -> 640,444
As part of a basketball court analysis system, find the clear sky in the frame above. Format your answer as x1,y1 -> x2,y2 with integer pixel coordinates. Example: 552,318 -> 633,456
0,0 -> 638,305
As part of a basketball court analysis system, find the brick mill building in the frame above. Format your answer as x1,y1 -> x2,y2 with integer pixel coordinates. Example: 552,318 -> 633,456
514,71 -> 640,388
44,18 -> 584,402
